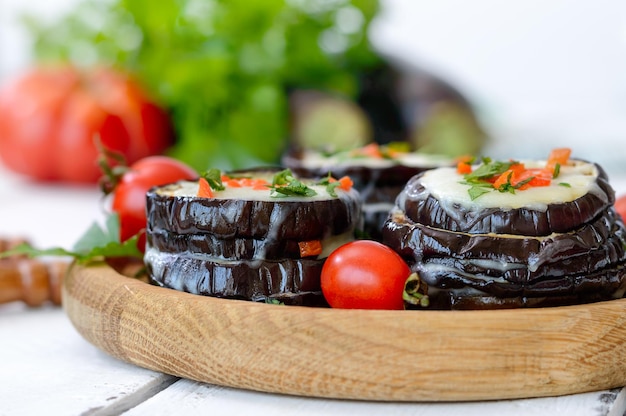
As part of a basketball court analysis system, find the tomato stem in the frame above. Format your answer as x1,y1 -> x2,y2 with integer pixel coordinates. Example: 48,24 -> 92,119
95,134 -> 130,196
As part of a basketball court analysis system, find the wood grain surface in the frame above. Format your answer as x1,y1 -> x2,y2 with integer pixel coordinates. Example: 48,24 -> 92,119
62,262 -> 626,402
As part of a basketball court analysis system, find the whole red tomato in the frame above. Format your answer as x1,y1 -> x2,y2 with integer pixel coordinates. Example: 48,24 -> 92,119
615,194 -> 626,222
112,156 -> 197,247
0,65 -> 173,183
321,240 -> 411,310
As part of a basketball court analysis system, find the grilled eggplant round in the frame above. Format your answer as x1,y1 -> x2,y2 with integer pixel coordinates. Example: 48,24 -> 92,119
147,182 -> 360,240
145,251 -> 327,306
398,161 -> 614,236
382,157 -> 626,309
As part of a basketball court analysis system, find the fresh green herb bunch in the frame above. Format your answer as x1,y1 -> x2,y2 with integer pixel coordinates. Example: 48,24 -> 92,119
25,0 -> 382,171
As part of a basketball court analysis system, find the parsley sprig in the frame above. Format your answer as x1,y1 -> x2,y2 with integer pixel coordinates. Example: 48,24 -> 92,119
200,168 -> 225,191
269,169 -> 317,198
316,173 -> 342,197
460,157 -> 519,200
0,213 -> 142,264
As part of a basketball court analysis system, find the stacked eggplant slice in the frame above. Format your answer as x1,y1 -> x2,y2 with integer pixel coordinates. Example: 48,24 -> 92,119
283,144 -> 452,240
383,157 -> 626,309
145,170 -> 361,306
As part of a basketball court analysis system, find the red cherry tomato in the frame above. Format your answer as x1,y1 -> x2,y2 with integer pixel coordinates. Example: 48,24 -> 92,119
321,240 -> 410,310
112,156 -> 197,248
615,194 -> 626,222
0,65 -> 173,183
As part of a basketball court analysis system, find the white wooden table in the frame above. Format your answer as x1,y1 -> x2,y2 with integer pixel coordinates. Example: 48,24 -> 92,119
2,164 -> 626,416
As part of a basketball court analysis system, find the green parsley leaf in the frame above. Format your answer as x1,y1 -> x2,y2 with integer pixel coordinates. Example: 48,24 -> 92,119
316,173 -> 341,197
467,185 -> 493,200
0,213 -> 143,264
559,182 -> 571,187
553,163 -> 561,179
270,169 -> 317,198
201,168 -> 225,191
460,157 -> 520,199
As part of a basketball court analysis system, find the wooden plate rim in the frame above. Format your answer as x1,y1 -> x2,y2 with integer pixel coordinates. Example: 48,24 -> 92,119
62,262 -> 626,402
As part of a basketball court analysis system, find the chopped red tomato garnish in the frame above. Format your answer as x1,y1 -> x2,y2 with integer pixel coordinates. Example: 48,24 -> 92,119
546,147 -> 571,174
337,175 -> 353,191
221,176 -> 269,190
457,161 -> 473,174
197,177 -> 214,198
461,148 -> 573,199
298,240 -> 323,257
353,143 -> 383,158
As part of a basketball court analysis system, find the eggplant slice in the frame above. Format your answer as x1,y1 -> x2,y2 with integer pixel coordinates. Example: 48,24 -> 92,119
146,182 -> 361,240
147,228 -> 351,260
383,209 -> 624,270
146,250 -> 328,306
398,162 -> 615,236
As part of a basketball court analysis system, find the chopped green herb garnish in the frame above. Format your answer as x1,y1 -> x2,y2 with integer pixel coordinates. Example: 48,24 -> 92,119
269,169 -> 317,198
316,173 -> 341,197
200,168 -> 225,191
559,182 -> 571,187
553,163 -> 561,179
0,213 -> 142,264
466,183 -> 493,200
460,158 -> 520,200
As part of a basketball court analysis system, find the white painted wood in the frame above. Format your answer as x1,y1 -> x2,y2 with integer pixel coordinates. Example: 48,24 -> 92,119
0,303 -> 176,416
125,379 -> 624,416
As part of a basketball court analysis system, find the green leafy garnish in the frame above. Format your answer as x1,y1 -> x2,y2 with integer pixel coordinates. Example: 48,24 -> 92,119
200,168 -> 225,191
553,163 -> 561,179
0,213 -> 142,264
463,158 -> 517,182
559,182 -> 571,188
467,183 -> 493,200
494,172 -> 535,194
316,173 -> 341,197
460,157 -> 519,200
269,169 -> 317,198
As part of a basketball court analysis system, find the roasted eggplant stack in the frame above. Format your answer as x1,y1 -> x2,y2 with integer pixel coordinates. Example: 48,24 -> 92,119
283,144 -> 452,240
145,169 -> 361,306
382,150 -> 626,309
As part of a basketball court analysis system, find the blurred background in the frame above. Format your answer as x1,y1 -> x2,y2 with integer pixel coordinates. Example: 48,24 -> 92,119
1,0 -> 626,178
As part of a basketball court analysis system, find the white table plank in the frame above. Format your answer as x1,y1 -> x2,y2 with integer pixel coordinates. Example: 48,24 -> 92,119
124,379 -> 626,416
0,304 -> 177,416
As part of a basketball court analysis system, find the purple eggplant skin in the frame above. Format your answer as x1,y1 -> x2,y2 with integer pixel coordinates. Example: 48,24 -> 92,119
382,208 -> 626,310
147,229 -> 314,260
145,250 -> 328,306
398,162 -> 615,236
146,184 -> 362,240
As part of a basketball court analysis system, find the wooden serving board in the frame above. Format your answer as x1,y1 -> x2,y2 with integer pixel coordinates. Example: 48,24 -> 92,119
62,262 -> 626,402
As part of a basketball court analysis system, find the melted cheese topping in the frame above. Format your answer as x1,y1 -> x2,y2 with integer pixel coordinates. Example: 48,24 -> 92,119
418,160 -> 601,211
296,149 -> 452,169
157,180 -> 352,202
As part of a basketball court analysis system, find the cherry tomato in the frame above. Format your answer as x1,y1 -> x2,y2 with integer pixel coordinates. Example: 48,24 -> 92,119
112,156 -> 197,248
0,65 -> 173,183
321,240 -> 410,310
615,194 -> 626,222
